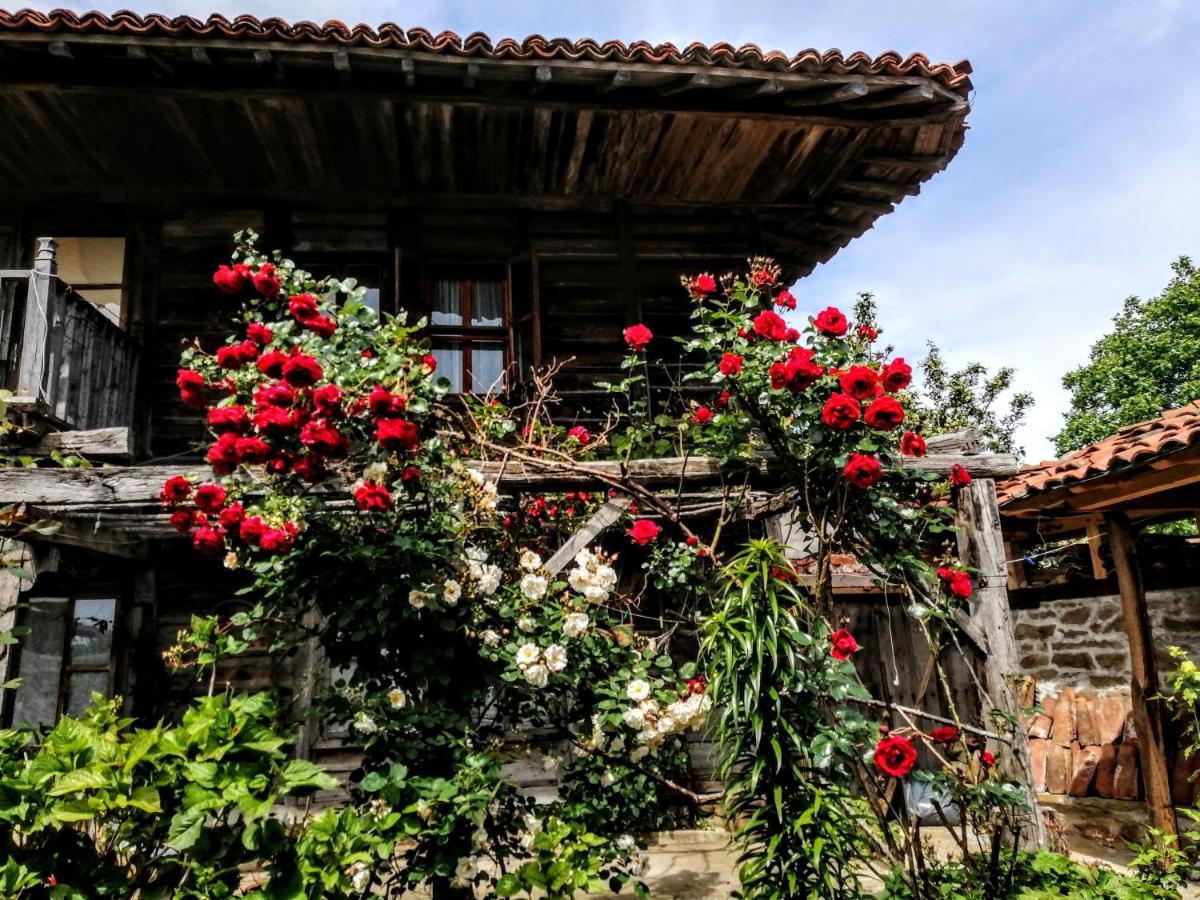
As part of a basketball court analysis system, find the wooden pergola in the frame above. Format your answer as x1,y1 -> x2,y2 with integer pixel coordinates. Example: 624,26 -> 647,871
998,404 -> 1200,837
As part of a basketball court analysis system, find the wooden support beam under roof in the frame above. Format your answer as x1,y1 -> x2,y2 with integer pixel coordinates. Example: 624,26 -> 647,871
859,151 -> 949,171
658,72 -> 711,97
125,42 -> 172,78
844,83 -> 936,110
332,48 -> 350,81
784,80 -> 869,107
595,69 -> 630,94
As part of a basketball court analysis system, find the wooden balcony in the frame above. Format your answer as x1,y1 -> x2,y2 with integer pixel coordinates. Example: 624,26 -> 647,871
0,238 -> 139,434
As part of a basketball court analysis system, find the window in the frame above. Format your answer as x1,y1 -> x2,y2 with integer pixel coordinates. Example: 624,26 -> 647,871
426,271 -> 508,394
300,261 -> 386,316
53,237 -> 127,326
9,594 -> 118,725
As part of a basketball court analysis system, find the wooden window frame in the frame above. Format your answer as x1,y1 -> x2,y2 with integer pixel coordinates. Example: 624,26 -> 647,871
41,234 -> 131,328
423,266 -> 511,395
57,592 -> 122,719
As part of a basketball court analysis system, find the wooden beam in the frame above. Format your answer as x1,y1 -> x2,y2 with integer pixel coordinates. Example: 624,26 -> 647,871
332,49 -> 351,82
1085,522 -> 1109,580
190,46 -> 211,66
462,62 -> 479,89
596,69 -> 631,94
532,64 -> 552,94
784,81 -> 869,107
730,77 -> 785,99
1003,539 -> 1028,590
829,195 -> 895,216
0,539 -> 32,690
956,479 -> 1045,846
839,178 -> 922,199
925,426 -> 984,456
401,58 -> 415,87
658,72 -> 712,97
1105,511 -> 1177,840
1070,457 -> 1200,511
34,426 -> 132,460
544,497 -> 627,577
48,40 -> 73,60
845,83 -> 936,110
125,43 -> 173,78
860,151 -> 948,171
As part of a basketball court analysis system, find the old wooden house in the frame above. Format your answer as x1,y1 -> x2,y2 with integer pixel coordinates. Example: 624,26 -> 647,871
0,10 -> 973,741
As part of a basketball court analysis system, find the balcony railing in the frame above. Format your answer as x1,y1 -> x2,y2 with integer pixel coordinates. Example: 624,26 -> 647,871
0,238 -> 139,431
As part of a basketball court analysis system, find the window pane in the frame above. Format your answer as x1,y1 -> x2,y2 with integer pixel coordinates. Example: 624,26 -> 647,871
10,597 -> 68,726
64,670 -> 109,717
472,343 -> 505,394
472,280 -> 503,327
432,341 -> 463,393
70,597 -> 116,666
431,280 -> 463,326
54,237 -> 126,325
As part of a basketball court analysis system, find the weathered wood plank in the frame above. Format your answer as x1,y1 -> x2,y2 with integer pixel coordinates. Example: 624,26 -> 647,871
544,497 -> 627,576
35,426 -> 133,459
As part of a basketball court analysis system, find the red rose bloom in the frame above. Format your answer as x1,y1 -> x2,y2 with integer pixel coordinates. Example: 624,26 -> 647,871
950,464 -> 973,487
843,453 -> 883,488
752,309 -> 789,341
216,340 -> 258,370
253,383 -> 294,408
900,431 -> 926,457
239,515 -> 266,545
305,315 -> 337,338
420,354 -> 437,375
247,322 -> 273,345
930,726 -> 960,744
623,324 -> 653,352
251,263 -> 280,298
775,290 -> 797,310
751,266 -> 776,287
830,628 -> 860,661
292,454 -> 326,483
207,405 -> 250,435
814,307 -> 848,338
253,406 -> 298,435
368,385 -> 407,417
169,509 -> 196,533
312,384 -> 344,416
207,433 -> 240,475
299,419 -> 347,457
858,324 -> 878,341
567,425 -> 590,444
192,525 -> 226,556
213,264 -> 247,294
839,365 -> 881,401
159,475 -> 192,506
821,393 -> 861,430
282,354 -> 322,388
259,524 -> 297,554
771,346 -> 824,392
691,273 -> 717,294
881,358 -> 913,393
864,396 -> 905,431
235,436 -> 271,463
256,350 -> 288,379
873,734 -> 918,777
718,353 -> 744,376
948,572 -> 972,600
401,465 -> 422,482
355,481 -> 394,512
218,503 -> 245,528
627,519 -> 660,545
176,369 -> 206,408
980,751 -> 996,769
193,483 -> 228,514
288,293 -> 320,322
716,390 -> 731,408
693,406 -> 714,425
376,418 -> 420,452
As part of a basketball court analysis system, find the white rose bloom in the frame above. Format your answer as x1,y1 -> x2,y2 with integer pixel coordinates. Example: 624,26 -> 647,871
452,856 -> 479,887
476,564 -> 502,595
622,706 -> 647,729
562,612 -> 590,638
352,712 -> 379,734
442,579 -> 462,606
524,663 -> 549,688
387,687 -> 408,710
481,629 -> 502,647
626,679 -> 651,702
517,616 -> 537,633
629,745 -> 650,763
464,545 -> 488,563
542,753 -> 562,772
583,583 -> 609,604
573,548 -> 595,568
610,734 -> 626,753
600,768 -> 616,787
656,713 -> 678,735
520,573 -> 548,600
471,826 -> 489,850
515,643 -> 540,666
544,644 -> 568,673
567,571 -> 589,594
594,565 -> 618,589
519,549 -> 543,571
408,589 -> 431,609
616,834 -> 637,852
639,698 -> 659,716
349,861 -> 371,893
363,460 -> 389,483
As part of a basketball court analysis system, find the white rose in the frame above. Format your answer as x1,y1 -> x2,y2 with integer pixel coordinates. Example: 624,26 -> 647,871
481,629 -> 501,647
363,461 -> 389,483
616,834 -> 637,851
622,706 -> 647,729
408,589 -> 430,609
464,545 -> 488,563
562,612 -> 590,638
656,713 -> 678,735
476,565 -> 502,595
517,616 -> 537,633
629,745 -> 650,763
515,643 -> 540,666
519,549 -> 543,571
583,584 -> 609,604
520,573 -> 548,600
524,663 -> 549,688
573,548 -> 595,568
600,768 -> 616,787
387,687 -> 408,710
568,569 -> 591,593
594,565 -> 617,589
442,579 -> 462,606
542,753 -> 562,772
353,712 -> 379,734
349,861 -> 370,893
626,679 -> 651,702
452,856 -> 479,887
544,644 -> 568,673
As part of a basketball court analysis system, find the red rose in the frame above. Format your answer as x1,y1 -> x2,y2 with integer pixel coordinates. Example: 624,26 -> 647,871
376,418 -> 420,452
627,519 -> 660,545
948,572 -> 972,600
306,315 -> 337,338
293,454 -> 326,483
355,481 -> 394,512
839,365 -> 880,401
169,509 -> 196,533
775,347 -> 824,392
368,385 -> 407,417
873,734 -> 917,777
814,307 -> 848,338
207,433 -> 240,475
775,290 -> 797,310
217,340 -> 258,370
691,273 -> 717,294
207,405 -> 250,435
209,377 -> 236,398
716,390 -> 731,408
312,384 -> 344,416
218,503 -> 245,528
253,383 -> 294,408
881,358 -> 913,393
176,369 -> 206,408
718,353 -> 744,376
821,393 -> 861,430
234,436 -> 271,463
751,266 -> 776,287
239,515 -> 266,545
299,419 -> 347,457
192,525 -> 226,556
259,524 -> 297,554
830,628 -> 860,661
420,354 -> 437,375
687,676 -> 706,694
282,354 -> 322,388
288,293 -> 320,322
256,350 -> 289,379
401,465 -> 421,482
900,431 -> 926,457
251,263 -> 280,298
980,751 -> 996,769
950,464 -> 973,487
693,406 -> 714,425
253,406 -> 298,436
623,324 -> 653,352
858,324 -> 878,341
752,309 -> 789,341
843,453 -> 883,488
930,726 -> 959,744
247,322 -> 273,345
159,475 -> 192,506
213,264 -> 246,294
193,483 -> 228,514
864,396 -> 905,431
567,425 -> 590,444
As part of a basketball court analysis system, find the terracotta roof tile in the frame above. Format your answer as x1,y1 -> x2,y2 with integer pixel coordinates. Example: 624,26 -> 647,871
997,402 -> 1200,507
0,9 -> 973,94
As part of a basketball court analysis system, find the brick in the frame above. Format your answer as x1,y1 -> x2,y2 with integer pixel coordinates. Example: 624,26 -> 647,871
1029,739 -> 1048,792
1029,714 -> 1053,739
1051,687 -> 1077,745
1122,709 -> 1137,742
1113,740 -> 1140,800
1096,695 -> 1130,744
1018,677 -> 1037,711
1069,743 -> 1102,797
1046,742 -> 1072,794
1094,744 -> 1120,798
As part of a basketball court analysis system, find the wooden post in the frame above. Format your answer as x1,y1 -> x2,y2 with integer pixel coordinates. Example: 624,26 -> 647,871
956,479 -> 1046,846
15,237 -> 59,410
0,539 -> 31,689
1105,511 -> 1177,838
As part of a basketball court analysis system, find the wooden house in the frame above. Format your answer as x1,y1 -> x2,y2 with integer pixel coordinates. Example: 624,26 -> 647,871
0,10 -> 973,734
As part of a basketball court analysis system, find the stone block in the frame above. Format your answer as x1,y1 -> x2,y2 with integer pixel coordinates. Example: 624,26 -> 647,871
1113,740 -> 1140,801
1076,694 -> 1100,746
1094,744 -> 1120,798
1029,714 -> 1053,739
1015,623 -> 1054,641
1094,651 -> 1129,670
1122,709 -> 1137,742
1171,751 -> 1200,805
1046,742 -> 1072,794
1069,743 -> 1102,797
1029,738 -> 1048,792
1051,687 -> 1077,745
1018,677 -> 1037,710
1096,695 -> 1130,744
1055,651 -> 1096,670
1060,605 -> 1093,626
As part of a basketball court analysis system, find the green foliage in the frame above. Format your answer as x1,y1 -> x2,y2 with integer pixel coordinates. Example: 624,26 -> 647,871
1056,257 -> 1200,455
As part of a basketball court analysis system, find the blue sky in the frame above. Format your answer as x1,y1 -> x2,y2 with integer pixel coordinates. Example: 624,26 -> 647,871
35,0 -> 1200,459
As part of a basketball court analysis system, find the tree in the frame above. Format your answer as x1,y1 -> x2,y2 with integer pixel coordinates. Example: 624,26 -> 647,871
1055,257 -> 1200,456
